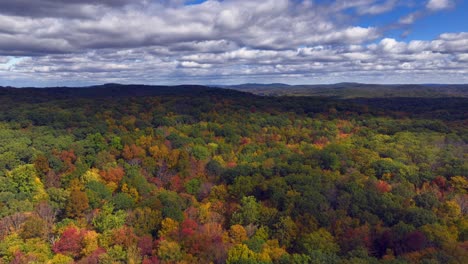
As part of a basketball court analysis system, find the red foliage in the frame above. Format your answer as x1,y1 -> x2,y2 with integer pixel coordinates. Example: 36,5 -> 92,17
138,235 -> 154,256
433,176 -> 447,190
99,166 -> 125,184
240,137 -> 251,145
180,218 -> 198,237
77,248 -> 106,264
376,180 -> 392,193
10,251 -> 27,264
112,226 -> 138,248
339,225 -> 372,253
403,231 -> 427,252
169,175 -> 183,192
142,256 -> 160,264
460,241 -> 468,251
53,227 -> 85,258
182,222 -> 225,258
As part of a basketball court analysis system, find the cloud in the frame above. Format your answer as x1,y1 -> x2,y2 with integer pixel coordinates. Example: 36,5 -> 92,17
0,0 -> 466,85
426,0 -> 453,11
0,57 -> 9,64
356,0 -> 398,15
0,0 -> 381,56
399,12 -> 420,25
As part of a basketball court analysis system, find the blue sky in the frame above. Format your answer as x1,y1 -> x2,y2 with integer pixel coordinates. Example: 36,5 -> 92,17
0,0 -> 466,86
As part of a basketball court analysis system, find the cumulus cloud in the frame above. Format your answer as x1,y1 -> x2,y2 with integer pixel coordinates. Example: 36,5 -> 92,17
356,0 -> 398,15
426,0 -> 453,11
0,0 -> 466,86
0,0 -> 380,55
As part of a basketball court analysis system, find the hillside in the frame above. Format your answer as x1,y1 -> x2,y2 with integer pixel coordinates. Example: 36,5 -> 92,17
0,85 -> 466,263
226,83 -> 468,98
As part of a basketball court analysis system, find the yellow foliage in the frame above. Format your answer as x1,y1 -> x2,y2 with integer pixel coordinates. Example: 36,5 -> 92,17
82,168 -> 102,183
106,181 -> 118,192
208,142 -> 219,150
438,200 -> 462,221
48,254 -> 74,264
33,176 -> 49,202
212,155 -> 226,166
81,231 -> 99,256
209,185 -> 228,201
166,149 -> 180,169
229,224 -> 247,244
157,240 -> 182,262
451,176 -> 468,193
136,135 -> 153,149
226,244 -> 256,264
121,183 -> 140,202
198,202 -> 211,224
158,218 -> 179,238
149,144 -> 170,164
257,251 -> 272,263
262,239 -> 286,261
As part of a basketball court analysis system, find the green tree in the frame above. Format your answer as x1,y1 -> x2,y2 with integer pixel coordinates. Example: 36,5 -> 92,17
92,203 -> 126,232
232,196 -> 261,226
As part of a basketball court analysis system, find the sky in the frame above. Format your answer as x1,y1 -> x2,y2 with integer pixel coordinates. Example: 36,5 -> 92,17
0,0 -> 467,87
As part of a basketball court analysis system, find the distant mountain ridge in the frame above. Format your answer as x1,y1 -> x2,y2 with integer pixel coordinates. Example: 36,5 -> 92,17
222,83 -> 468,98
0,84 -> 252,103
1,83 -> 467,100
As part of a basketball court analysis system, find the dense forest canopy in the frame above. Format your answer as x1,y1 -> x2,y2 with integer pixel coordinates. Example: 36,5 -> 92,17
0,84 -> 466,264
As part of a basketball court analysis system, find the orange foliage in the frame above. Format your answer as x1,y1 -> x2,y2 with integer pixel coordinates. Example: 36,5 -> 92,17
240,137 -> 251,145
112,226 -> 138,248
122,144 -> 146,160
59,149 -> 77,173
376,180 -> 392,193
99,166 -> 125,184
313,136 -> 329,149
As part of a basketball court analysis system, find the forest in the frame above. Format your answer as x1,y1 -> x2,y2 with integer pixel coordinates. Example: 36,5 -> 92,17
0,84 -> 466,264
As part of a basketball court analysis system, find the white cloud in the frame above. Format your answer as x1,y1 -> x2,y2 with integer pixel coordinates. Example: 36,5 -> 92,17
0,0 -> 465,85
357,0 -> 398,15
426,0 -> 453,11
179,61 -> 212,68
399,13 -> 418,24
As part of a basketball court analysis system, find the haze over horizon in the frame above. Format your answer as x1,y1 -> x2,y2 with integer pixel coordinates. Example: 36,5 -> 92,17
0,0 -> 467,87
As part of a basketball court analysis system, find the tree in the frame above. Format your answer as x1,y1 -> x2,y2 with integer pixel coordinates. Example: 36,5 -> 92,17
52,226 -> 84,259
138,235 -> 153,257
191,145 -> 210,160
230,224 -> 248,244
158,218 -> 179,239
99,166 -> 125,184
299,228 -> 340,255
232,196 -> 261,226
20,215 -> 47,240
81,231 -> 99,257
226,244 -> 259,264
157,239 -> 182,262
127,207 -> 162,236
65,181 -> 89,219
274,216 -> 298,249
34,154 -> 50,177
6,164 -> 39,198
92,203 -> 126,232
